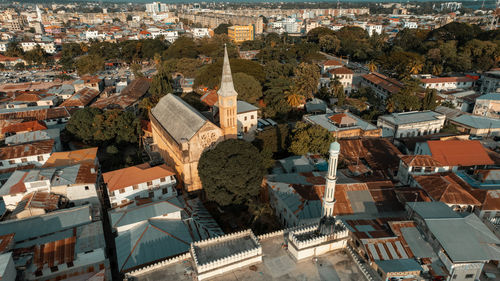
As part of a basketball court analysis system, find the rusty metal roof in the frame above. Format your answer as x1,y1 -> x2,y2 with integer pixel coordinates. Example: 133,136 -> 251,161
60,87 -> 100,107
33,236 -> 76,270
414,173 -> 481,206
0,139 -> 54,160
400,155 -> 442,167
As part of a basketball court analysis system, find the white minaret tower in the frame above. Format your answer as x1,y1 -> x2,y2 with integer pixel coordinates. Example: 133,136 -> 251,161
322,141 -> 340,218
36,5 -> 42,22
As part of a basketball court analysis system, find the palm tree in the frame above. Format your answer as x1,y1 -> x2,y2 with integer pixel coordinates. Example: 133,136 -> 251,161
367,61 -> 378,73
386,98 -> 395,113
407,60 -> 424,75
285,90 -> 305,108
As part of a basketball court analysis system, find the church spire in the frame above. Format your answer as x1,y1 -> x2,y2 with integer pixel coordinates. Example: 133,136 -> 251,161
218,44 -> 238,97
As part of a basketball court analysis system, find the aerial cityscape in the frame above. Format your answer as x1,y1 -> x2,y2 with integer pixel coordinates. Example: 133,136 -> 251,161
0,1 -> 499,281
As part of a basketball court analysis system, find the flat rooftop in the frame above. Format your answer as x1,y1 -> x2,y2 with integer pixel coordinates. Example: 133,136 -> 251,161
193,235 -> 259,266
135,235 -> 365,281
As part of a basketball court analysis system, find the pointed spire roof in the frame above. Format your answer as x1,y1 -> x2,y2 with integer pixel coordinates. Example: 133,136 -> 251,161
217,44 -> 238,97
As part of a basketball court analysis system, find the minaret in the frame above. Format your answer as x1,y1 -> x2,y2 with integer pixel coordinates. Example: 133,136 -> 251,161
217,45 -> 238,139
36,5 -> 42,22
322,141 -> 340,218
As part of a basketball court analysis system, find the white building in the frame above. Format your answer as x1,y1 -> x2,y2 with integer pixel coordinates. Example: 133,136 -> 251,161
192,28 -> 211,38
473,93 -> 500,119
420,77 -> 475,91
0,42 -> 8,52
20,42 -> 56,54
145,2 -> 168,14
396,155 -> 449,185
103,163 -> 177,208
236,101 -> 259,135
377,111 -> 446,138
403,21 -> 418,29
0,139 -> 54,169
366,24 -> 382,36
327,67 -> 354,92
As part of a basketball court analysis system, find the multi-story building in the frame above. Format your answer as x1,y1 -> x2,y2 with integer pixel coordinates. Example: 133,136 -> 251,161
361,72 -> 404,100
104,163 -> 177,208
473,93 -> 500,119
420,76 -> 475,91
0,139 -> 54,169
145,2 -> 168,14
366,24 -> 382,36
20,42 -> 56,54
327,67 -> 354,92
481,70 -> 500,94
377,110 -> 446,138
228,25 -> 254,43
192,28 -> 211,38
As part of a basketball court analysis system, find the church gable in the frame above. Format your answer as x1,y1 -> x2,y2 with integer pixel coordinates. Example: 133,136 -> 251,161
151,94 -> 209,144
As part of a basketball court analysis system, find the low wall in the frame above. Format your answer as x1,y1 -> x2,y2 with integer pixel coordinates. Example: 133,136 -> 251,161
127,252 -> 191,277
197,255 -> 262,281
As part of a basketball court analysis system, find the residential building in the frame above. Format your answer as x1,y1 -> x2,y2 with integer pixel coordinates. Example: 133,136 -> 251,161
407,202 -> 500,281
396,155 -> 448,185
420,76 -> 475,91
472,93 -> 500,118
320,59 -> 343,74
361,72 -> 403,99
91,77 -> 150,112
377,111 -> 446,138
449,114 -> 500,137
414,140 -> 494,171
228,25 -> 254,43
145,2 -> 168,14
60,87 -> 100,108
366,24 -> 382,36
0,55 -> 26,67
480,70 -> 500,94
0,139 -> 54,169
103,163 -> 177,208
327,67 -> 354,92
402,21 -> 418,29
73,76 -> 103,92
1,120 -> 47,138
192,28 -> 211,38
5,128 -> 62,152
236,101 -> 258,134
304,112 -> 381,139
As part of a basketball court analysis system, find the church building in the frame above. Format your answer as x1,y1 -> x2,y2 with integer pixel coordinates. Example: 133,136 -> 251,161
150,45 -> 239,192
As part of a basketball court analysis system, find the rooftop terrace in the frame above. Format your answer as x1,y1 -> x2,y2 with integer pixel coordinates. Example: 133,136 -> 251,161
135,235 -> 364,281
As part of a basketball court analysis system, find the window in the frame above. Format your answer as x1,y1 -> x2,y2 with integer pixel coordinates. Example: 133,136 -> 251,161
67,262 -> 74,268
37,155 -> 44,161
119,188 -> 125,194
162,188 -> 169,194
465,274 -> 474,279
8,160 -> 15,165
50,266 -> 58,273
160,178 -> 166,183
21,158 -> 27,163
35,271 -> 43,277
121,199 -> 127,204
112,203 -> 117,207
244,116 -> 247,121
133,184 -> 138,190
147,181 -> 152,186
0,162 -> 3,167
84,186 -> 89,190
251,115 -> 254,119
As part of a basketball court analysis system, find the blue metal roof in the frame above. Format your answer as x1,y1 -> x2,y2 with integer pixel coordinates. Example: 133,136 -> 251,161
477,93 -> 500,101
451,114 -> 500,129
0,205 -> 91,242
375,259 -> 422,273
115,219 -> 192,272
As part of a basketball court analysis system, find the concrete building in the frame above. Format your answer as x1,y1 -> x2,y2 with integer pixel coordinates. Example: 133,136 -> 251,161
228,25 -> 254,43
366,24 -> 382,36
145,2 -> 168,14
0,139 -> 54,169
377,111 -> 446,138
304,112 -> 381,139
449,114 -> 500,137
473,93 -> 500,119
104,163 -> 177,208
481,70 -> 500,94
397,155 -> 448,185
327,67 -> 354,92
420,77 -> 475,91
361,72 -> 404,100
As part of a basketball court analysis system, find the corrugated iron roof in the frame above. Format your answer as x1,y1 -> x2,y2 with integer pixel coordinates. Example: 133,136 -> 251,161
60,87 -> 100,107
43,147 -> 97,168
414,173 -> 481,206
400,155 -> 442,167
2,120 -> 47,134
0,139 -> 54,160
33,236 -> 76,270
428,140 -> 494,167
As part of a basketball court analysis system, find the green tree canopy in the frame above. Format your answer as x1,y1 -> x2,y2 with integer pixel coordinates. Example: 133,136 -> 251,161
233,72 -> 263,104
214,23 -> 232,34
194,58 -> 265,88
164,37 -> 198,59
198,139 -> 265,206
75,54 -> 105,76
292,62 -> 320,99
307,27 -> 336,43
289,122 -> 334,156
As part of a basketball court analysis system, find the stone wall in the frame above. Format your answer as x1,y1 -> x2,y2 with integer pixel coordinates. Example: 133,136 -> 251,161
126,252 -> 191,277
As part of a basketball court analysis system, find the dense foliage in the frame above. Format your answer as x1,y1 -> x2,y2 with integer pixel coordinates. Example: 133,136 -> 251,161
198,139 -> 265,206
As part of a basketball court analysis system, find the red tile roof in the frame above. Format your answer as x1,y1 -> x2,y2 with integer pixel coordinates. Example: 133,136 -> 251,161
103,163 -> 176,192
0,139 -> 54,160
421,77 -> 474,84
322,60 -> 343,66
43,147 -> 97,168
362,72 -> 403,94
2,120 -> 47,135
60,87 -> 100,107
427,140 -> 494,167
414,173 -> 481,206
400,155 -> 442,167
328,67 -> 354,75
328,113 -> 356,126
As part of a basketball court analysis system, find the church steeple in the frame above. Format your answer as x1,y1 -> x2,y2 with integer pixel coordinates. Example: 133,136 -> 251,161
218,44 -> 238,98
218,44 -> 238,139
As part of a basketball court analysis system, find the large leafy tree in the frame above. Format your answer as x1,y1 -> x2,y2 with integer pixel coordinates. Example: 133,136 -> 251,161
422,88 -> 438,110
198,139 -> 265,206
75,54 -> 105,76
214,23 -> 231,35
233,72 -> 263,105
194,58 -> 265,88
292,62 -> 320,99
289,122 -> 334,156
319,34 -> 341,54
